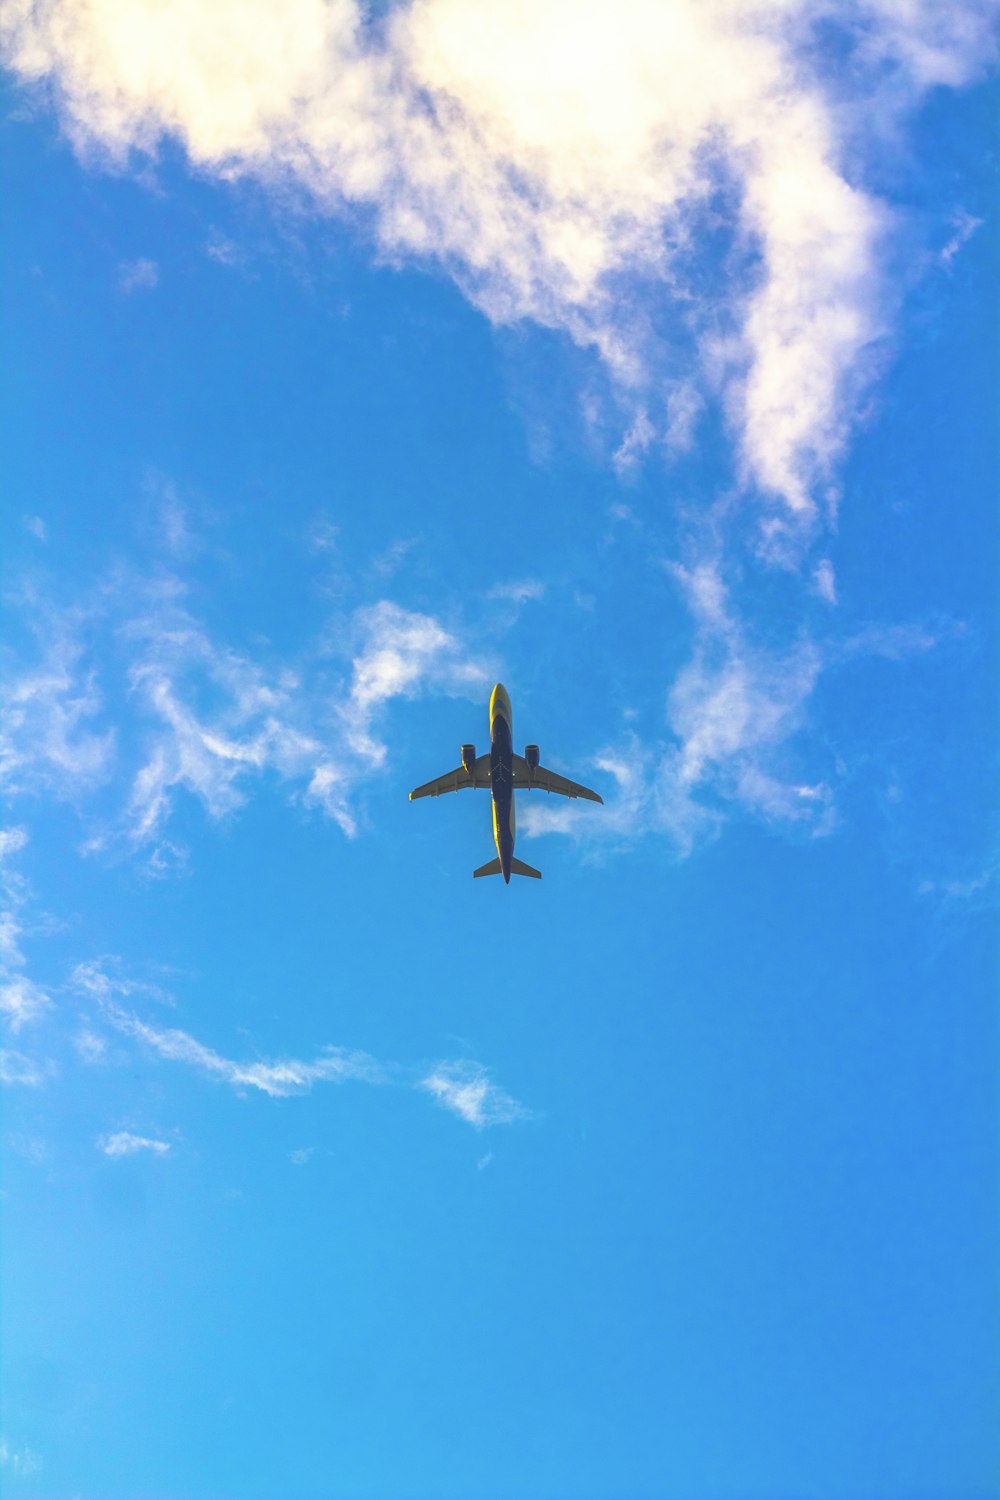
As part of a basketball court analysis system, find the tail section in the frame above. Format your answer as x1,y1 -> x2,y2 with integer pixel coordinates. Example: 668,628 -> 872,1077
472,856 -> 542,880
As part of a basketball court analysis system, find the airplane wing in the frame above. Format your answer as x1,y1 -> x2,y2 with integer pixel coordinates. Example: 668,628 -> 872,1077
409,754 -> 491,799
511,754 -> 603,803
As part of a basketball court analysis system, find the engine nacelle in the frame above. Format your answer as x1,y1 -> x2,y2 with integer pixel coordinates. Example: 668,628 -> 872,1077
524,744 -> 540,770
461,743 -> 477,772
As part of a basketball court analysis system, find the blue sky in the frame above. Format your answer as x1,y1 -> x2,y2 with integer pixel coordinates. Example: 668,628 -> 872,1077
1,4 -> 998,1497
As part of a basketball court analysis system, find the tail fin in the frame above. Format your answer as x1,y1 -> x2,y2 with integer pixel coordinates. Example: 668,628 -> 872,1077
472,856 -> 542,879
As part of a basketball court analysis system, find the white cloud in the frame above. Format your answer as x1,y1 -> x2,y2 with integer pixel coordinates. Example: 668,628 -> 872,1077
70,957 -> 173,1008
919,855 -> 999,916
74,959 -> 529,1126
813,559 -> 837,604
120,593 -> 487,835
75,1027 -> 107,1062
118,256 -> 159,292
7,1132 -> 49,1164
0,1048 -> 54,1086
343,600 -> 491,764
665,381 -> 703,455
523,558 -> 840,855
839,619 -> 959,660
523,552 -> 967,857
420,1060 -> 529,1129
22,514 -> 47,541
205,228 -> 243,267
0,827 -> 54,1032
3,0 -> 994,516
0,975 -> 51,1032
940,210 -> 982,266
289,1147 -> 313,1165
76,958 -> 385,1097
2,572 -> 494,856
0,617 -> 114,797
100,1130 -> 171,1157
113,1010 -> 382,1096
0,1440 -> 42,1477
612,409 -> 655,475
0,827 -> 29,863
486,580 -> 546,605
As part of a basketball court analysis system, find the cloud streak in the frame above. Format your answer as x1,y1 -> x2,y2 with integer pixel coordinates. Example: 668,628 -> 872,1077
0,614 -> 114,797
71,959 -> 528,1125
73,960 -> 383,1096
520,557 -> 963,856
100,1130 -> 171,1157
1,827 -> 53,1034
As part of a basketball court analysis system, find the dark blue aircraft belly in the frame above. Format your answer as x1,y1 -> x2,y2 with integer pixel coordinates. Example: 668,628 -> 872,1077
490,714 -> 514,878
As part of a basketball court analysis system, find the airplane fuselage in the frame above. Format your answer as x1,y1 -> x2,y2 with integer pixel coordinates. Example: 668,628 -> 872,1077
408,681 -> 601,880
489,683 -> 516,883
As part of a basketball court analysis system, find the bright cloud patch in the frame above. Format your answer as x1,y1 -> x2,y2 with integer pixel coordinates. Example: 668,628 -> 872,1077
100,1130 -> 171,1158
3,0 -> 995,516
344,601 -> 492,764
421,1060 -> 529,1128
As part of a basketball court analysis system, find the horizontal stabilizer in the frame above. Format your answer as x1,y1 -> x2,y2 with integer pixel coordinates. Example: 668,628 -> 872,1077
510,856 -> 542,879
473,857 -> 502,878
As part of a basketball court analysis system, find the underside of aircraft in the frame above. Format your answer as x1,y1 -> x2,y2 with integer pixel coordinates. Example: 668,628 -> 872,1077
409,683 -> 602,882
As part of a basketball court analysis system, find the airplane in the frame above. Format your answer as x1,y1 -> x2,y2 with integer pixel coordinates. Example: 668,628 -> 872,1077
409,682 -> 602,882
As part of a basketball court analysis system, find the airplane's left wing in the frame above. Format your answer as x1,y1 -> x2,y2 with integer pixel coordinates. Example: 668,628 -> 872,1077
511,755 -> 603,803
409,754 -> 491,799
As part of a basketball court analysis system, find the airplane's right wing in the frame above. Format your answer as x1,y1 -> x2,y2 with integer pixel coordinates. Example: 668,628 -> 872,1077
511,755 -> 603,803
409,754 -> 491,799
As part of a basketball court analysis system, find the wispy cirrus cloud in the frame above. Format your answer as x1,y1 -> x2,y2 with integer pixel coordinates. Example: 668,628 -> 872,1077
3,0 -> 995,519
0,1048 -> 54,1086
420,1060 -> 531,1129
2,571 -> 490,856
72,959 -> 382,1097
0,1440 -> 42,1479
343,600 -> 492,765
2,3 -> 991,878
121,592 -> 490,842
0,975 -> 52,1033
99,1130 -> 171,1158
71,958 -> 528,1125
117,256 -> 159,293
0,612 -> 114,798
521,555 -> 964,856
0,827 -> 53,1034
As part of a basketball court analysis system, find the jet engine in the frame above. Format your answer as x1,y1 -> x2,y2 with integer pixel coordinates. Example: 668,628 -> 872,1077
461,743 -> 477,772
524,744 -> 540,770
